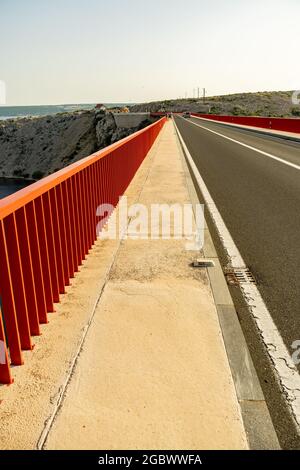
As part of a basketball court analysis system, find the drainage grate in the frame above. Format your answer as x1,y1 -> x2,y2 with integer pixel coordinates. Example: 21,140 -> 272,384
224,267 -> 256,286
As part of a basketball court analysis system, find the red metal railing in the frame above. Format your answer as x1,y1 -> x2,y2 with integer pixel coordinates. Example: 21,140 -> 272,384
191,113 -> 300,134
152,112 -> 300,134
0,117 -> 166,384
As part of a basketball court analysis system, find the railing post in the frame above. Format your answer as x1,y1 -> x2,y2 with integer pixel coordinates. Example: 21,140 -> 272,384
25,201 -> 48,324
42,192 -> 60,303
0,306 -> 13,384
4,213 -> 33,350
55,184 -> 71,286
0,220 -> 23,365
34,197 -> 54,312
15,207 -> 41,336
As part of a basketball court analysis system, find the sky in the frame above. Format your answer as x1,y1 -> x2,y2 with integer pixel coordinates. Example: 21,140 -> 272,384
0,0 -> 300,105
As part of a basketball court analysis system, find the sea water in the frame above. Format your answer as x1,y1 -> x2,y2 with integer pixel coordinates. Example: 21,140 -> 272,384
0,103 -> 131,120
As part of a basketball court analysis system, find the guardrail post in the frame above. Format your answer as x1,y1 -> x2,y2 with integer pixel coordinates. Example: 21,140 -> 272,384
55,184 -> 71,286
42,192 -> 60,303
4,213 -> 32,350
15,207 -> 41,336
0,306 -> 13,384
34,197 -> 54,313
25,201 -> 48,324
0,220 -> 23,365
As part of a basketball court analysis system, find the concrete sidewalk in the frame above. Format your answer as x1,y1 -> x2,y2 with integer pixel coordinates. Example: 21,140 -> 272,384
43,121 -> 248,450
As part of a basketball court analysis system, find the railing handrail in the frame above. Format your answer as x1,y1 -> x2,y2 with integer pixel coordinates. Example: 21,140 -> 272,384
0,117 -> 165,221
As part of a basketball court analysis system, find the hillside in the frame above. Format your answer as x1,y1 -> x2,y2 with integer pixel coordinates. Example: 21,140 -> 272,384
130,91 -> 300,118
0,110 -> 153,180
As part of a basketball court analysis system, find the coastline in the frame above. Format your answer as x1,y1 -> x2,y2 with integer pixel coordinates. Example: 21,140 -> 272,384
0,176 -> 33,199
0,175 -> 36,182
0,103 -> 133,122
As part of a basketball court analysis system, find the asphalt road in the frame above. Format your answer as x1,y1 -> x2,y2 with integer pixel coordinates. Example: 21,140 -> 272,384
174,116 -> 300,447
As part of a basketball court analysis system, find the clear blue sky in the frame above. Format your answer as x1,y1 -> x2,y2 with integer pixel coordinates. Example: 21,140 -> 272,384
1,0 -> 299,105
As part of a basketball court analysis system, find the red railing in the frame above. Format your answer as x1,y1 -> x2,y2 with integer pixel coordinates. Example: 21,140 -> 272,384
0,117 -> 166,384
191,114 -> 300,134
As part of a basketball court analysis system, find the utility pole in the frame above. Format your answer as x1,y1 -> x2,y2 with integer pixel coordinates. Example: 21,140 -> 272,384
197,87 -> 200,99
203,88 -> 206,104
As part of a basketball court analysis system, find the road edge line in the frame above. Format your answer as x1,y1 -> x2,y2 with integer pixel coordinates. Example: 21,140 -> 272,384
184,116 -> 300,170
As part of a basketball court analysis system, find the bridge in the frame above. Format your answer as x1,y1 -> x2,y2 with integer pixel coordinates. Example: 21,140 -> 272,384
1,112 -> 300,449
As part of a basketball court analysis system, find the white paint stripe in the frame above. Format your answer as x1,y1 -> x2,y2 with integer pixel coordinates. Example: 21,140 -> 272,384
183,116 -> 300,171
174,118 -> 300,427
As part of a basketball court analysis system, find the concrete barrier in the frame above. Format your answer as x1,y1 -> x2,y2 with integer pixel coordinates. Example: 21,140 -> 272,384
113,113 -> 150,129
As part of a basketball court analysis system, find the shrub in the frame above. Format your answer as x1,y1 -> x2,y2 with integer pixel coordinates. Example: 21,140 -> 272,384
291,107 -> 300,117
231,105 -> 247,116
32,170 -> 45,180
13,168 -> 24,177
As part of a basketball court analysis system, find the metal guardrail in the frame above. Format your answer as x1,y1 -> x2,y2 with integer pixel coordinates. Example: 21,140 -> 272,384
191,113 -> 300,133
0,117 -> 166,384
152,113 -> 300,134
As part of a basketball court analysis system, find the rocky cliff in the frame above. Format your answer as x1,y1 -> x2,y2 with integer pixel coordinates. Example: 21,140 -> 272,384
0,110 -> 153,180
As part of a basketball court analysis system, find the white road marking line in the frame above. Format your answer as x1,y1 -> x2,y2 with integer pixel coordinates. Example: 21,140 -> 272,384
183,116 -> 300,171
174,118 -> 300,428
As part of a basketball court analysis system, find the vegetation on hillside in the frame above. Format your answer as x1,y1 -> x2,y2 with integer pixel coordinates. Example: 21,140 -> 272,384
130,91 -> 300,118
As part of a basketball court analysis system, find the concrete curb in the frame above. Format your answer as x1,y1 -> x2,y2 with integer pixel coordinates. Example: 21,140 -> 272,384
173,119 -> 280,450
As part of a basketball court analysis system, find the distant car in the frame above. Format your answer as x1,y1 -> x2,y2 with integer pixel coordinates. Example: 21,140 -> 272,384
182,112 -> 191,118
